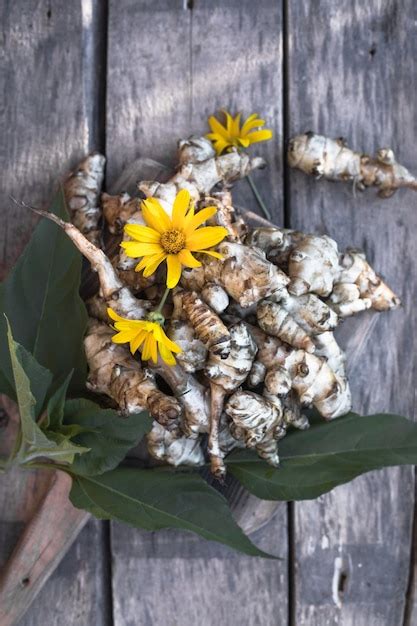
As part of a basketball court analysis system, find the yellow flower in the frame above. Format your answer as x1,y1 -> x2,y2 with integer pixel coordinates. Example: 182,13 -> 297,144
206,110 -> 273,155
107,308 -> 181,366
121,189 -> 227,288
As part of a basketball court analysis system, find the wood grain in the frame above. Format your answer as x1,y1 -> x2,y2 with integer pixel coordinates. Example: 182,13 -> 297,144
0,2 -> 109,624
110,507 -> 287,626
106,1 -> 287,624
286,2 -> 417,623
0,472 -> 89,626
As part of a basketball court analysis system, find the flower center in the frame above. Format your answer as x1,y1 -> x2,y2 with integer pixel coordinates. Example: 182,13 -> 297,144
160,229 -> 186,254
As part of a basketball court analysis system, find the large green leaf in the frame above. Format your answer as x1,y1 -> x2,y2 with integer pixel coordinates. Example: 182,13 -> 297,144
69,467 -> 275,558
6,318 -> 52,450
228,413 -> 417,501
46,370 -> 74,429
63,399 -> 153,476
5,320 -> 88,465
5,317 -> 53,419
0,189 -> 88,397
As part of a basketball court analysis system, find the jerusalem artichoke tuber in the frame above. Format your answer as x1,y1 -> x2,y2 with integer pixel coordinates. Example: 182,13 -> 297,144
288,132 -> 417,198
102,192 -> 139,234
29,136 -> 402,479
257,300 -> 316,353
139,136 -> 265,207
225,390 -> 282,466
338,248 -> 401,312
179,290 -> 231,359
64,153 -> 106,247
287,234 -> 340,297
147,422 -> 205,466
285,350 -> 352,419
84,320 -> 182,430
205,322 -> 258,479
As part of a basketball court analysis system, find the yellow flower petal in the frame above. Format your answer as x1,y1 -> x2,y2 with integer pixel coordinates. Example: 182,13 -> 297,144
185,206 -> 217,234
223,110 -> 234,134
207,111 -> 273,154
182,203 -> 195,230
186,226 -> 228,251
107,307 -> 124,322
153,325 -> 182,353
166,254 -> 182,288
178,249 -> 202,268
150,335 -> 158,363
238,137 -> 251,148
241,115 -> 264,135
108,313 -> 179,366
121,241 -> 163,258
208,115 -> 229,140
158,343 -> 177,365
171,189 -> 191,229
211,138 -> 229,155
141,198 -> 171,233
124,224 -> 161,243
130,330 -> 147,355
198,249 -> 224,260
135,257 -> 150,272
141,334 -> 153,361
114,320 -> 144,331
112,330 -> 137,344
246,129 -> 273,144
141,252 -> 167,277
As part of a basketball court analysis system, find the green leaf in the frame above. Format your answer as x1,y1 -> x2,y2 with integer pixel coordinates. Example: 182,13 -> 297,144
0,189 -> 88,398
5,319 -> 88,465
6,318 -> 53,418
63,399 -> 153,476
46,370 -> 74,429
6,317 -> 53,450
228,413 -> 417,501
34,431 -> 90,465
69,467 -> 275,558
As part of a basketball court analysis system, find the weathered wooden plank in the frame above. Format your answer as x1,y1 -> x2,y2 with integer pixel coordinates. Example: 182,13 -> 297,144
0,470 -> 90,626
106,0 -> 283,222
106,1 -> 287,623
286,2 -> 417,623
111,507 -> 287,626
0,1 -> 109,623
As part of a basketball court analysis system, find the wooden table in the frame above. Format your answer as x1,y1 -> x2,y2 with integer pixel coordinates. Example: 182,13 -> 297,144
1,1 -> 416,624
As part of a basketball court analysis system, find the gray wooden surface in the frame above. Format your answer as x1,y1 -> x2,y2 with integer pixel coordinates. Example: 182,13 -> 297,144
0,2 -> 110,625
0,1 -> 416,625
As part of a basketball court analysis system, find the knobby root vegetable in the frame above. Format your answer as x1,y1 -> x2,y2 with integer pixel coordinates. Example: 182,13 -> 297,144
101,192 -> 139,234
139,136 -> 265,206
25,137 -> 400,478
225,390 -> 282,466
287,235 -> 340,297
337,248 -> 401,312
151,360 -> 210,438
177,290 -> 231,359
166,319 -> 207,373
205,323 -> 257,479
285,350 -> 352,419
84,320 -> 182,431
288,132 -> 417,198
202,191 -> 247,242
147,422 -> 205,466
182,242 -> 290,308
313,331 -> 347,378
257,300 -> 316,353
245,227 -> 306,271
64,153 -> 106,247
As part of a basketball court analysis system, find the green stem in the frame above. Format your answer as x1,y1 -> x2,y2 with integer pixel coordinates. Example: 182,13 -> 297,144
247,173 -> 272,221
156,287 -> 170,314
